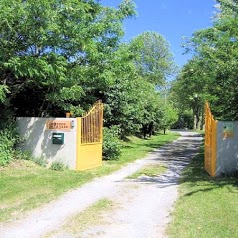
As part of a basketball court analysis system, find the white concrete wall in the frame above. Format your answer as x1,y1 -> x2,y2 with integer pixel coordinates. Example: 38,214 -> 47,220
216,121 -> 238,175
17,117 -> 77,169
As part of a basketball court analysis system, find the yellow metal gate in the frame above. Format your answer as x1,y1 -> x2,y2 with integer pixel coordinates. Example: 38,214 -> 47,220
204,102 -> 217,177
76,101 -> 103,171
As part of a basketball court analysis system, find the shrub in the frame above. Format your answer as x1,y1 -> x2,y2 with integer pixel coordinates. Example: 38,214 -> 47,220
0,120 -> 20,166
13,149 -> 32,161
103,126 -> 121,160
50,161 -> 67,171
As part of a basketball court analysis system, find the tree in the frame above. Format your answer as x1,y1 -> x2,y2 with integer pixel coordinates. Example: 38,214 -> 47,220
181,0 -> 238,120
102,43 -> 165,136
129,31 -> 177,86
160,103 -> 178,133
171,58 -> 212,129
0,0 -> 136,117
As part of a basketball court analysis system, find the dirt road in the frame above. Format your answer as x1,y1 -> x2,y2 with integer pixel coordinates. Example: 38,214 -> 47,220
0,131 -> 202,238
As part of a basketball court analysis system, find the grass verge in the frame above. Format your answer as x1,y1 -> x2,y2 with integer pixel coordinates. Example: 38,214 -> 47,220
167,148 -> 238,238
127,164 -> 167,179
0,131 -> 179,222
44,199 -> 115,238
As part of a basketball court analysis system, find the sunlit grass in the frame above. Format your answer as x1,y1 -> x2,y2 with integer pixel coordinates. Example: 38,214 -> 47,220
167,148 -> 238,238
44,199 -> 115,238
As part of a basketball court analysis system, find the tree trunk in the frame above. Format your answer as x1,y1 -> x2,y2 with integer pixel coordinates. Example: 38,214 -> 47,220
196,108 -> 203,130
193,114 -> 197,130
197,116 -> 201,130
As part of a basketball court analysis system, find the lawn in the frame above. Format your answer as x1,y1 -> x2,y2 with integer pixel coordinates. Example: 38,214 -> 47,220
0,131 -> 179,222
44,198 -> 115,238
167,148 -> 238,238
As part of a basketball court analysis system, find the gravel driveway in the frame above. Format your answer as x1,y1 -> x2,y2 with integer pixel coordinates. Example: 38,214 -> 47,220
0,131 -> 202,238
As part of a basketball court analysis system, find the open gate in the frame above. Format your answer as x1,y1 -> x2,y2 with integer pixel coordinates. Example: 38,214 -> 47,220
204,102 -> 217,177
76,101 -> 103,170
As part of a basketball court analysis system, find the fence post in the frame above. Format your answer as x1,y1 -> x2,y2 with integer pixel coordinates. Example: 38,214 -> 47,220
76,117 -> 82,170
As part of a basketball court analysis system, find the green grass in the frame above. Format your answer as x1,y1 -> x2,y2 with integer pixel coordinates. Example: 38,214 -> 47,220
0,131 -> 179,222
167,148 -> 238,238
127,164 -> 167,179
63,199 -> 114,233
44,199 -> 115,238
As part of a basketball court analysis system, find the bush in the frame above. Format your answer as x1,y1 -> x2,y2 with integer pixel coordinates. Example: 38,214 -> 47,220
13,149 -> 32,161
50,161 -> 67,171
0,121 -> 20,166
103,126 -> 121,160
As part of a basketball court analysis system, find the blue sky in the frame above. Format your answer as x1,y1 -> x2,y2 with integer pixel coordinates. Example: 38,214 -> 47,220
101,0 -> 216,67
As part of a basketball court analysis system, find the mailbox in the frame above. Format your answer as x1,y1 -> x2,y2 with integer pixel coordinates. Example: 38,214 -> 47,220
52,133 -> 64,145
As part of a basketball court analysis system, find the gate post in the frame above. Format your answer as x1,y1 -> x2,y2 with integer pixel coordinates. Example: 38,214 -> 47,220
204,102 -> 217,177
76,117 -> 82,170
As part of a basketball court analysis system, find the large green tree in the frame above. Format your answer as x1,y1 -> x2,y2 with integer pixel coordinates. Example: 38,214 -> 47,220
0,0 -> 135,116
129,31 -> 177,86
102,43 -> 167,136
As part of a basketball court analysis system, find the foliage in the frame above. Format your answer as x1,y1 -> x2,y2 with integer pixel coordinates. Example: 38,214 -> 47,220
102,127 -> 122,160
0,0 -> 136,117
172,110 -> 193,129
160,102 -> 178,129
50,161 -> 67,171
170,58 -> 211,129
129,31 -> 177,86
13,150 -> 32,161
0,129 -> 15,166
176,0 -> 238,121
0,85 -> 9,104
0,114 -> 20,166
102,43 -> 173,136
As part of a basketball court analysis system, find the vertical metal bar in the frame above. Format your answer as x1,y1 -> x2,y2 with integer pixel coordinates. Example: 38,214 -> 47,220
89,112 -> 92,143
99,101 -> 103,142
87,114 -> 90,143
76,117 -> 82,170
82,118 -> 85,144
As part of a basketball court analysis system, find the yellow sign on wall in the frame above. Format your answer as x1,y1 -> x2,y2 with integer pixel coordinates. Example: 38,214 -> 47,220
46,120 -> 71,131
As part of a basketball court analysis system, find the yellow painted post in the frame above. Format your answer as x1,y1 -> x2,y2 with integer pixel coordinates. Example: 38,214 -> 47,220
204,102 -> 210,174
100,102 -> 103,143
210,119 -> 217,177
76,117 -> 82,170
204,102 -> 217,177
